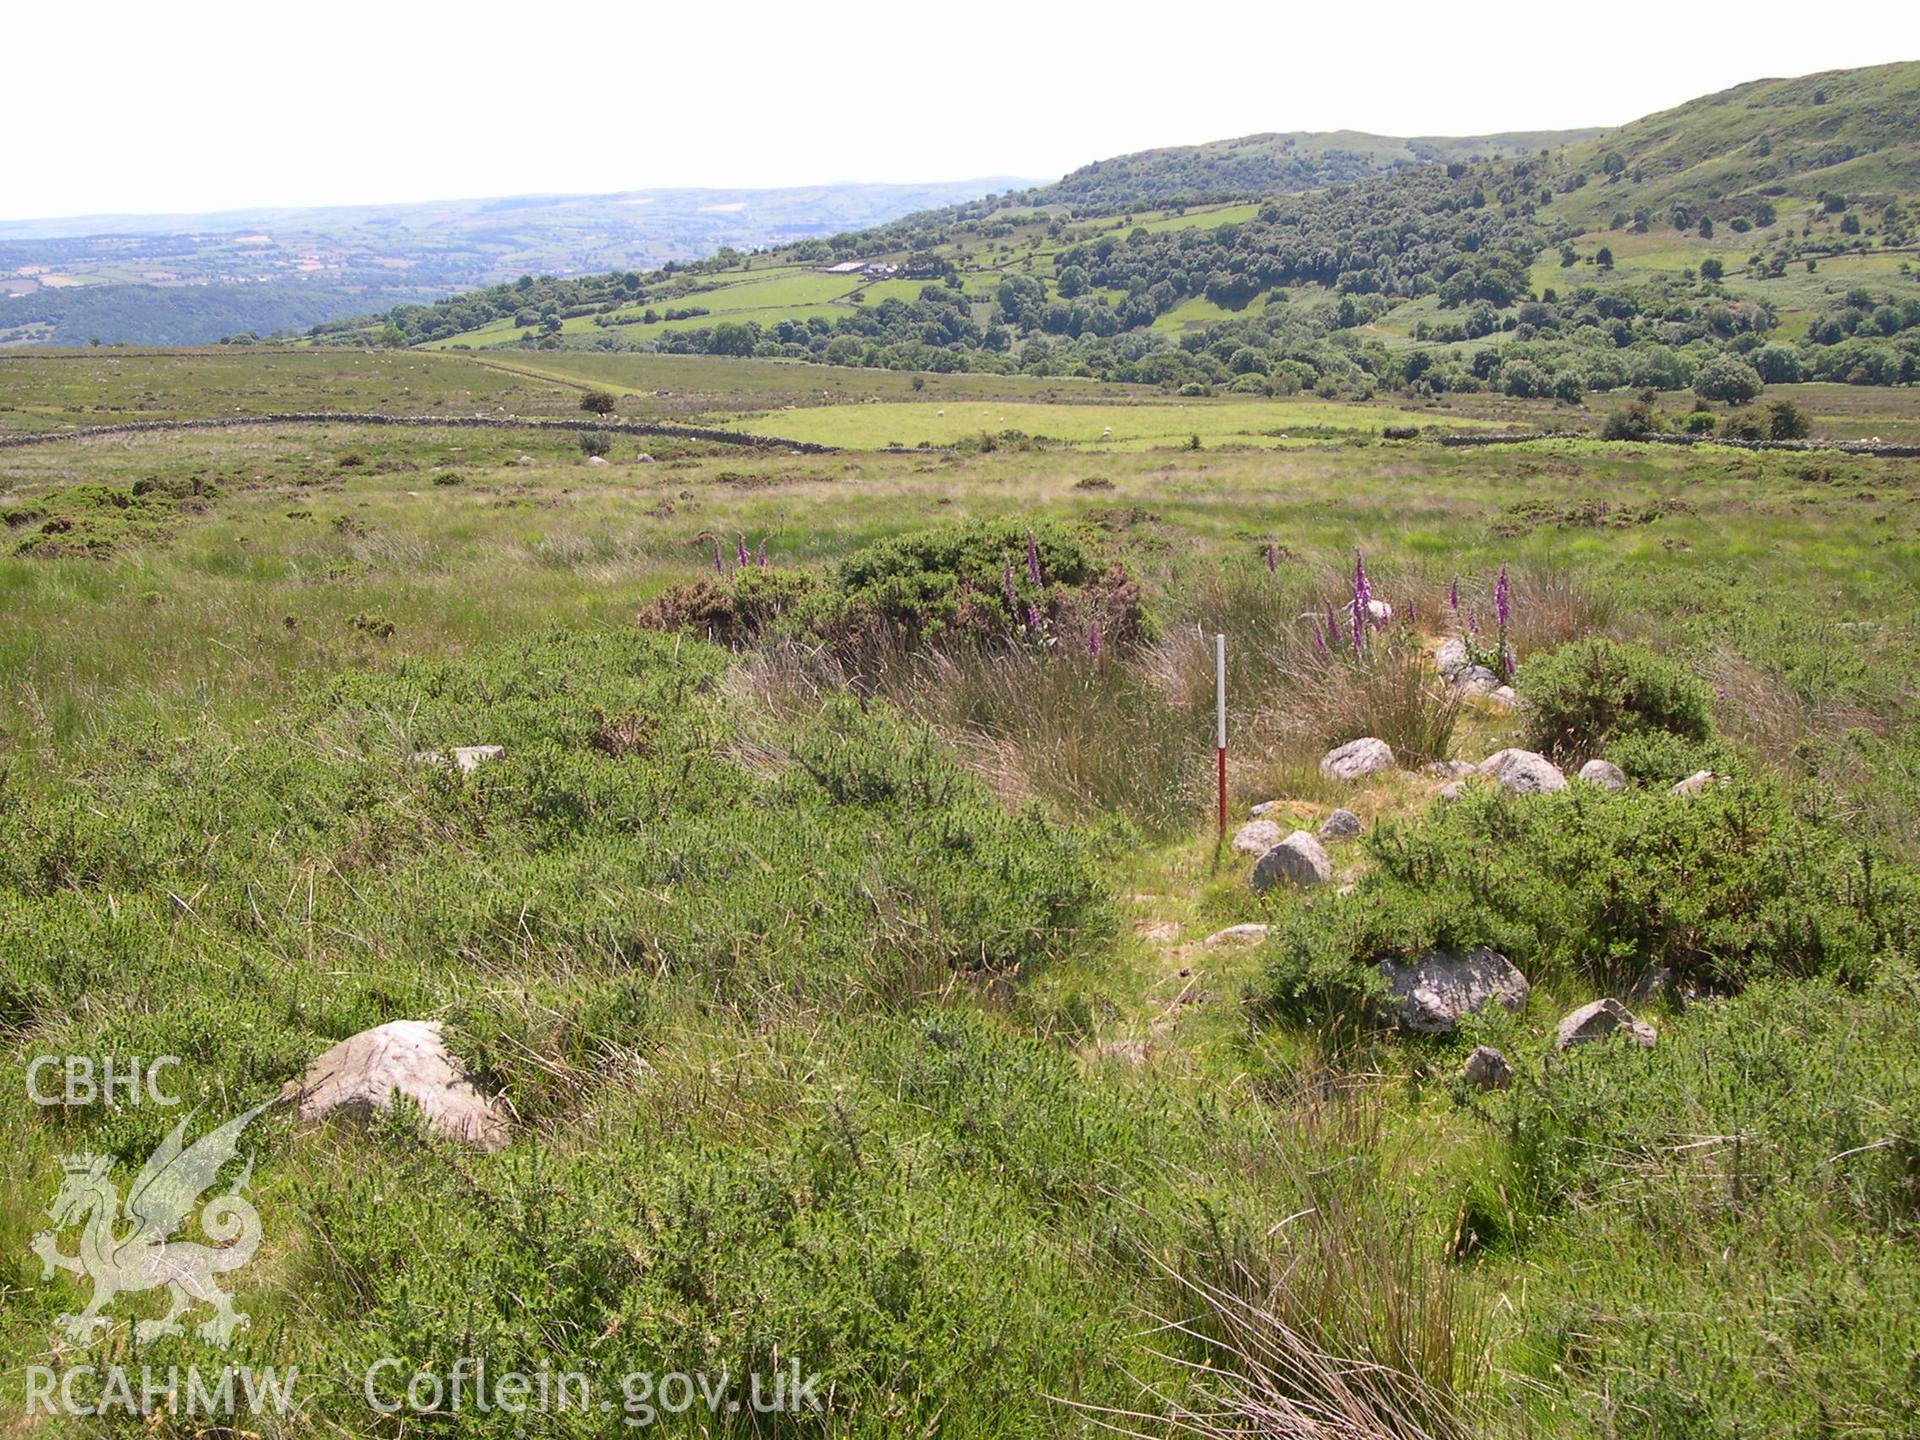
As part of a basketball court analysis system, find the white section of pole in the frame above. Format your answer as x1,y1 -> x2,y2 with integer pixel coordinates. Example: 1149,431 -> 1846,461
1215,634 -> 1226,749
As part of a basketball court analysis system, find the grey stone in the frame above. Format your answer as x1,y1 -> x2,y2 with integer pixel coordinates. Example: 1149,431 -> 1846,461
1577,759 -> 1628,791
1490,685 -> 1518,707
1320,737 -> 1396,782
1553,998 -> 1658,1051
452,744 -> 505,773
1318,808 -> 1363,841
1478,748 -> 1567,795
1376,947 -> 1530,1034
284,1019 -> 507,1150
1461,1045 -> 1513,1090
1454,664 -> 1501,696
1248,800 -> 1282,817
1231,819 -> 1284,856
1669,769 -> 1721,796
1203,923 -> 1271,948
1435,636 -> 1470,678
1250,831 -> 1333,892
631,452 -> 654,464
1439,780 -> 1467,802
586,455 -> 609,467
1428,759 -> 1476,779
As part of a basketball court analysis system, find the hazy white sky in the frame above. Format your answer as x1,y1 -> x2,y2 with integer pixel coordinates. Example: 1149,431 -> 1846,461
9,1 -> 1910,221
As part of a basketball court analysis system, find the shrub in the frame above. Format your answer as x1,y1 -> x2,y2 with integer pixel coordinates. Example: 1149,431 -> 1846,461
639,521 -> 1146,664
578,389 -> 617,416
1683,410 -> 1717,434
1519,638 -> 1712,762
1721,409 -> 1767,441
1765,398 -> 1812,440
634,567 -> 819,647
1258,779 -> 1918,1011
578,431 -> 613,458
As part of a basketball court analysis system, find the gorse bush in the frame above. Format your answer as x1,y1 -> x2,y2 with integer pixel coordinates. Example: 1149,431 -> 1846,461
1258,779 -> 1918,1025
640,519 -> 1147,662
1519,637 -> 1712,762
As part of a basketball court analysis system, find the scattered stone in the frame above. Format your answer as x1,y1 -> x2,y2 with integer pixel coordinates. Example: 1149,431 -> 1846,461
1248,799 -> 1282,817
1439,781 -> 1467,802
452,745 -> 505,773
1553,998 -> 1658,1051
1490,685 -> 1518,707
1366,599 -> 1394,625
631,453 -> 654,464
1320,737 -> 1395,782
1376,947 -> 1530,1035
1453,664 -> 1501,696
1669,769 -> 1722,796
586,455 -> 609,467
1461,1045 -> 1513,1090
1318,808 -> 1363,841
1204,923 -> 1272,948
1250,831 -> 1332,892
1477,748 -> 1567,795
284,1019 -> 507,1151
1231,818 -> 1284,856
1434,636 -> 1470,678
1428,759 -> 1476,779
1577,759 -> 1628,791
515,455 -> 535,465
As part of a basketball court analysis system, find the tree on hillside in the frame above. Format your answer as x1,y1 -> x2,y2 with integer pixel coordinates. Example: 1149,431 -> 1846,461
1699,258 -> 1724,282
1595,247 -> 1614,270
1693,356 -> 1764,407
579,390 -> 617,415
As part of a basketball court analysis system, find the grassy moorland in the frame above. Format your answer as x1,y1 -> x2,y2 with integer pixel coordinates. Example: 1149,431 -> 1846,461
1,347 -> 1918,1437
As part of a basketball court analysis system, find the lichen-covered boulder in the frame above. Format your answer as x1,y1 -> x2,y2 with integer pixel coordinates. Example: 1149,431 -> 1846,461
1478,748 -> 1567,795
1250,831 -> 1333,892
1320,737 -> 1395,782
1376,948 -> 1530,1034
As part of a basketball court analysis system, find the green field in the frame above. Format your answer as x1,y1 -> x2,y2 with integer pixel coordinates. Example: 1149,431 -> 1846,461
712,395 -> 1491,448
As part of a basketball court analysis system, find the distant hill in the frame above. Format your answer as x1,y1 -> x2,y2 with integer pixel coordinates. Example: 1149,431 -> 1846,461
1038,128 -> 1604,208
0,179 -> 1035,347
1545,60 -> 1920,227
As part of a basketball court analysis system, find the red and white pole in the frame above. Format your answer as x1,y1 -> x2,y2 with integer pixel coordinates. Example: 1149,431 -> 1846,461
1215,633 -> 1227,839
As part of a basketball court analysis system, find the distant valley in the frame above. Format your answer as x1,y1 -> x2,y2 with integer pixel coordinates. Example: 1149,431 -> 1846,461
0,180 -> 1034,347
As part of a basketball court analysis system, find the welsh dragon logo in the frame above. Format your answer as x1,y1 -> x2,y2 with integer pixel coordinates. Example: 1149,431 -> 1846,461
31,1103 -> 268,1345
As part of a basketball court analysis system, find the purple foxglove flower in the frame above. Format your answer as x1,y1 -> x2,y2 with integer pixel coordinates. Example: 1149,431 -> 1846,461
1087,626 -> 1101,657
1002,561 -> 1018,614
1325,604 -> 1342,648
1026,533 -> 1043,588
1406,598 -> 1416,627
1448,578 -> 1459,614
1265,543 -> 1278,574
1467,607 -> 1479,636
1352,550 -> 1373,614
1026,603 -> 1042,631
737,534 -> 750,568
1494,564 -> 1511,629
1313,624 -> 1328,658
713,538 -> 724,575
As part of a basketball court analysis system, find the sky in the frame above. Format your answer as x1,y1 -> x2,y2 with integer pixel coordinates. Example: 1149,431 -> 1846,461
8,1 -> 1911,222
